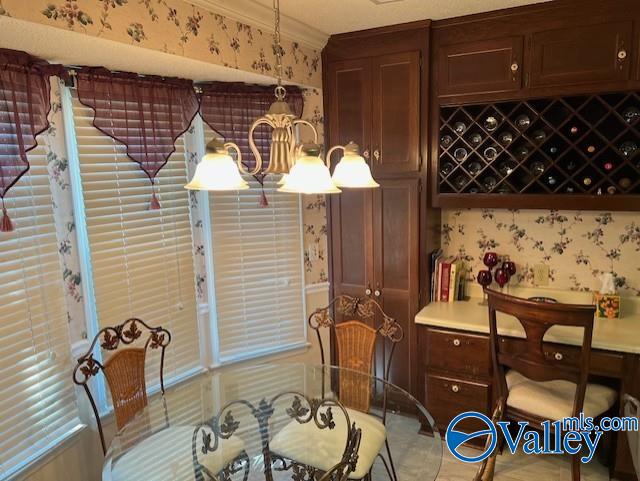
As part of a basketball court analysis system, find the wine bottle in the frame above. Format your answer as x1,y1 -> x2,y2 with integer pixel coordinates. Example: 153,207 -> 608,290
587,145 -> 596,154
603,161 -> 614,171
569,125 -> 579,135
583,176 -> 592,187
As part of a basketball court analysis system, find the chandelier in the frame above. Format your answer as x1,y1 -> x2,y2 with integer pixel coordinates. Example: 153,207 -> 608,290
187,0 -> 379,194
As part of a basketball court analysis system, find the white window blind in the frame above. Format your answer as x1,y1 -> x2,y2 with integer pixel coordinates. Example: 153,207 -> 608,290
0,143 -> 82,479
70,93 -> 201,386
206,125 -> 306,363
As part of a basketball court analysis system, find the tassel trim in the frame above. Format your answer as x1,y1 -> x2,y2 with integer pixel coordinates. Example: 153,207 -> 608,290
149,191 -> 161,210
259,189 -> 269,208
1,207 -> 14,232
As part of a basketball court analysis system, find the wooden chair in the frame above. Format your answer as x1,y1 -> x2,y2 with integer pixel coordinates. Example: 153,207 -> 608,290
477,289 -> 617,481
73,318 -> 171,454
270,295 -> 404,481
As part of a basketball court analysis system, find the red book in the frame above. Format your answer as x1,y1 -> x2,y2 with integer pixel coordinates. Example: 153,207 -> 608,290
440,261 -> 452,302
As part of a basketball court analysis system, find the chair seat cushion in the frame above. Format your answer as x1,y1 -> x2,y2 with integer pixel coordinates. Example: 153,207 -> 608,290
110,426 -> 245,481
506,370 -> 617,421
270,407 -> 387,479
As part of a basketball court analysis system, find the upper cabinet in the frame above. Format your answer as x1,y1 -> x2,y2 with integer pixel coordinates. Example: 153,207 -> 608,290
437,37 -> 523,97
326,51 -> 422,175
326,59 -> 372,152
371,52 -> 421,174
530,21 -> 633,87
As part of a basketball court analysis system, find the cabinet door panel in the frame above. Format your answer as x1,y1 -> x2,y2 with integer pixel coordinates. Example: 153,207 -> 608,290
373,179 -> 419,393
530,21 -> 632,87
330,190 -> 373,302
326,59 -> 372,152
438,37 -> 523,96
371,51 -> 421,174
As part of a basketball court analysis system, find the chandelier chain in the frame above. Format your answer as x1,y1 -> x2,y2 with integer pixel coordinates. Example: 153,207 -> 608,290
273,0 -> 286,100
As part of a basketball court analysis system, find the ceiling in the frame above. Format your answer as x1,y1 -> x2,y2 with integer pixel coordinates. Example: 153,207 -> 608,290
242,0 -> 552,36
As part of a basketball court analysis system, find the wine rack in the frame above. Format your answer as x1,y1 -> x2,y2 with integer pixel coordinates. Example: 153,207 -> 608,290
437,92 -> 640,209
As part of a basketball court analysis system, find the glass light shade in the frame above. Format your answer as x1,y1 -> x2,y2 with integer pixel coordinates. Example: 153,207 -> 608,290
278,151 -> 341,194
184,151 -> 249,191
277,173 -> 288,186
332,152 -> 380,188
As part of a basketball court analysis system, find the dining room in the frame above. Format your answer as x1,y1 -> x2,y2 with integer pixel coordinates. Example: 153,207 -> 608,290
0,1 -> 639,481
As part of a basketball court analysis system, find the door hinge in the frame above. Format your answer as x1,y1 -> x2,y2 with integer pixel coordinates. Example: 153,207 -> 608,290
418,154 -> 423,170
418,178 -> 423,193
525,72 -> 530,88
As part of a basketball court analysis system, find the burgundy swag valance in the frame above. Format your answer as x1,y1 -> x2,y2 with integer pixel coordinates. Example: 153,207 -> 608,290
76,68 -> 199,209
199,82 -> 304,206
0,49 -> 64,232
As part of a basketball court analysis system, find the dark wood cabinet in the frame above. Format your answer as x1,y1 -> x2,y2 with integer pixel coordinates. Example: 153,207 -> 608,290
372,178 -> 420,390
437,37 -> 523,96
323,22 -> 440,399
530,21 -> 633,87
418,324 -> 640,479
371,52 -> 421,174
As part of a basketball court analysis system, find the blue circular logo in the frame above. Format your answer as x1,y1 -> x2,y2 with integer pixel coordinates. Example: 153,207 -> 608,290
445,411 -> 497,463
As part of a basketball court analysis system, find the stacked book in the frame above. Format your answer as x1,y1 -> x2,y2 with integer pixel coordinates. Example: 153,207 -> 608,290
430,250 -> 466,302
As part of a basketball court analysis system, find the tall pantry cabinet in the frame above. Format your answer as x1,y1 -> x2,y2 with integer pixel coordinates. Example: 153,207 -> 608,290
322,21 -> 441,399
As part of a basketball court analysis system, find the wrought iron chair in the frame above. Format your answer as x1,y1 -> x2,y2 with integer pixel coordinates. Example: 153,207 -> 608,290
73,317 -> 171,454
476,289 -> 617,481
270,295 -> 404,481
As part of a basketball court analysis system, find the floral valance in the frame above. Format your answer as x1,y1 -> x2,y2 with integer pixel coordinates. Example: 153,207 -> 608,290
76,68 -> 199,209
0,49 -> 65,232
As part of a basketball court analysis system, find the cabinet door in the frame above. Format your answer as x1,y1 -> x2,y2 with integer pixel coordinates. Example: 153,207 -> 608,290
326,58 -> 372,157
437,37 -> 523,96
329,190 -> 374,303
327,59 -> 375,305
371,51 -> 421,175
530,21 -> 632,87
372,178 -> 419,394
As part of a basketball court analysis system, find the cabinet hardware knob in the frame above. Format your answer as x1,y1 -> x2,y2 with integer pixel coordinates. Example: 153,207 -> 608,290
453,339 -> 461,347
618,49 -> 628,61
374,289 -> 381,297
363,149 -> 370,159
510,62 -> 519,72
365,288 -> 372,296
451,385 -> 460,393
373,149 -> 380,162
554,352 -> 563,361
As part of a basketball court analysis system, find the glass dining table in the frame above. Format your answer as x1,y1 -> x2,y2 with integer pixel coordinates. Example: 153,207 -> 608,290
102,364 -> 442,481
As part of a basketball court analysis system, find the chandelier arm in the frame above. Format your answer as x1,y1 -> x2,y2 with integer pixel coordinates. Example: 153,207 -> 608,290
224,142 -> 244,172
325,145 -> 345,170
247,118 -> 275,175
292,119 -> 319,144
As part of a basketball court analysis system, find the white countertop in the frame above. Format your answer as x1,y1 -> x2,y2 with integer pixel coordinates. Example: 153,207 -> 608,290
415,286 -> 640,355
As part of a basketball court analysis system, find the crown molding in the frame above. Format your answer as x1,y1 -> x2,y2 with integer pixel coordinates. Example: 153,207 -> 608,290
188,0 -> 329,50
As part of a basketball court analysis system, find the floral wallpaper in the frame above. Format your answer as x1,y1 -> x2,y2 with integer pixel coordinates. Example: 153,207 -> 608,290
442,209 -> 640,297
0,0 -> 322,87
300,88 -> 329,286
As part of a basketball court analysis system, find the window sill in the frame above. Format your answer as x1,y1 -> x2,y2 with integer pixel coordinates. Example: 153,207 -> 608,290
5,423 -> 86,481
210,341 -> 313,370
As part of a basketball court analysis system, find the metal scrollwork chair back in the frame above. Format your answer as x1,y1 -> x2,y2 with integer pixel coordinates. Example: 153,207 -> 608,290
309,295 -> 404,413
72,318 -> 171,454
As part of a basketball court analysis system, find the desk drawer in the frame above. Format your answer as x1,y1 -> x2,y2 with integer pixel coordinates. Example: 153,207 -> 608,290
426,328 -> 491,376
499,338 -> 625,378
426,373 -> 491,433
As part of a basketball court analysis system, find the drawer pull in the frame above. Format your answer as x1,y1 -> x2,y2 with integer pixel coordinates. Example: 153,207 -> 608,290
452,339 -> 461,347
510,62 -> 519,72
617,49 -> 628,61
554,352 -> 563,361
451,384 -> 460,393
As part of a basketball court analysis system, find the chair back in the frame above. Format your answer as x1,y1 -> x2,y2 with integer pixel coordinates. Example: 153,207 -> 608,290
486,289 -> 596,418
309,295 -> 403,412
72,318 -> 171,454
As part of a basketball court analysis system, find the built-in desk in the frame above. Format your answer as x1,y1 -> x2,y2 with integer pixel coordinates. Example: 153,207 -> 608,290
415,289 -> 640,481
